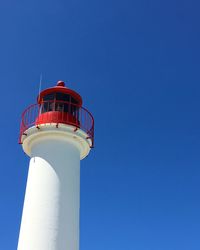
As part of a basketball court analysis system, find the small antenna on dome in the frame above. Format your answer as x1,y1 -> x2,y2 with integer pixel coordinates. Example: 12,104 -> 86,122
38,73 -> 43,100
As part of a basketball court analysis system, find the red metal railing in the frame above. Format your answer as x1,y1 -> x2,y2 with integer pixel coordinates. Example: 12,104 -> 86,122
19,101 -> 94,147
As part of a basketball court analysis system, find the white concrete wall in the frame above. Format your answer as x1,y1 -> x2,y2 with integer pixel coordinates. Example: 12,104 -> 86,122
17,137 -> 80,250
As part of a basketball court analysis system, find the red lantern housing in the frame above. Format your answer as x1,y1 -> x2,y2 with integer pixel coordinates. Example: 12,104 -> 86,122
19,81 -> 94,147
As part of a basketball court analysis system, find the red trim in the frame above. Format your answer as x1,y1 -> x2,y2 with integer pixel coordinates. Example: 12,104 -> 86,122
36,111 -> 80,127
37,86 -> 82,106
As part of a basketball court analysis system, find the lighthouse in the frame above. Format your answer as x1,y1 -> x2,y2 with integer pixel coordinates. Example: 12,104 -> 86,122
18,81 -> 94,250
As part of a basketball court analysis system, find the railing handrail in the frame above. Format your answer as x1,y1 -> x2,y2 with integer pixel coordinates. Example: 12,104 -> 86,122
19,101 -> 94,147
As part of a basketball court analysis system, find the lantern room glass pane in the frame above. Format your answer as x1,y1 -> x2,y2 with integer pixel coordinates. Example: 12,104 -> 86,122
56,92 -> 70,102
43,93 -> 55,101
41,102 -> 54,113
55,102 -> 64,112
71,97 -> 78,104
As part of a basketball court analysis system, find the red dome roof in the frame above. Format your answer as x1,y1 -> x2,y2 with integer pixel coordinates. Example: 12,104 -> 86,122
37,81 -> 82,106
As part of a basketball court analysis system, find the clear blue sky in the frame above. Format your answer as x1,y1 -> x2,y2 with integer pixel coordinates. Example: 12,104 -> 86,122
0,0 -> 200,249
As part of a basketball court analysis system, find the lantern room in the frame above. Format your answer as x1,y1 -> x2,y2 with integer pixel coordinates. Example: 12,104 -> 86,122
19,81 -> 94,147
36,81 -> 82,126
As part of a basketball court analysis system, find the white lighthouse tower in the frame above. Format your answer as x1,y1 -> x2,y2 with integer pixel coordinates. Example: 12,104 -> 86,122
18,81 -> 94,250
